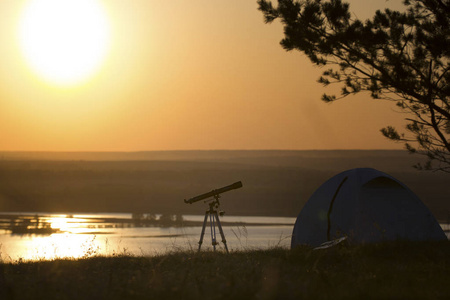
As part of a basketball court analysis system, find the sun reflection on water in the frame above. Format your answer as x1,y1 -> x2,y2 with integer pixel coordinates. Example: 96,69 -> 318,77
30,234 -> 100,260
48,216 -> 91,233
0,213 -> 300,262
0,214 -> 121,261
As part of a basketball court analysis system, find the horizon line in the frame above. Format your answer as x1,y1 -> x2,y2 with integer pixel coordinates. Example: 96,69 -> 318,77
0,148 -> 404,153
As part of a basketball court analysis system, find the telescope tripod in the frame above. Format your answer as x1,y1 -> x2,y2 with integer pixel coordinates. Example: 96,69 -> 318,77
197,197 -> 229,253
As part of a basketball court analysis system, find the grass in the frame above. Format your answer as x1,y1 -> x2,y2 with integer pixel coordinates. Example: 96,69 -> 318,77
0,241 -> 449,300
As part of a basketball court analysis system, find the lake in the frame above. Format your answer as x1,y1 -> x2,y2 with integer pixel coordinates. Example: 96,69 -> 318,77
1,213 -> 448,262
0,213 -> 296,261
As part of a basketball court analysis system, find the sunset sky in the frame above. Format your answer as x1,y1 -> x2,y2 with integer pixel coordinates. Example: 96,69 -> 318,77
0,0 -> 407,152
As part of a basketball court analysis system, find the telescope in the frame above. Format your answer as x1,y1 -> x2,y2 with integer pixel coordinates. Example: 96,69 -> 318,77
184,181 -> 243,204
184,181 -> 243,253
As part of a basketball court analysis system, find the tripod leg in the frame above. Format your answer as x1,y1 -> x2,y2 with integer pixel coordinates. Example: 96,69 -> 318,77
214,211 -> 229,254
210,213 -> 217,251
198,212 -> 209,252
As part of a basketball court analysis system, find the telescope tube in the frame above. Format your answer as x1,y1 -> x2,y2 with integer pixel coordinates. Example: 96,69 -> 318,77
184,181 -> 243,204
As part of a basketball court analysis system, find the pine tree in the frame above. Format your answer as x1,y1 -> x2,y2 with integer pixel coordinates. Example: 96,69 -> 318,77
258,0 -> 450,172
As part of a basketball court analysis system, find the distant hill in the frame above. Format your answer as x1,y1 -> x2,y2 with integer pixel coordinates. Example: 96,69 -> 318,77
0,150 -> 448,220
0,149 -> 429,167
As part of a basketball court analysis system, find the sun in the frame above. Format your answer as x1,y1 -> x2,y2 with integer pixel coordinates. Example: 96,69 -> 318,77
18,0 -> 111,86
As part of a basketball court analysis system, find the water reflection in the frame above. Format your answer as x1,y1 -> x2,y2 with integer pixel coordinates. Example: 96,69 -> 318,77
5,215 -> 58,235
3,213 -> 446,262
1,213 -> 181,235
28,234 -> 100,261
48,216 -> 96,234
0,213 -> 296,262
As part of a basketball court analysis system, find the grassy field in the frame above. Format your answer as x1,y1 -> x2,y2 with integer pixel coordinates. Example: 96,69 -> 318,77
0,241 -> 449,300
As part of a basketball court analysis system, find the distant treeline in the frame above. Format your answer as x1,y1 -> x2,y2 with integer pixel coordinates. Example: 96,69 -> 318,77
0,150 -> 448,220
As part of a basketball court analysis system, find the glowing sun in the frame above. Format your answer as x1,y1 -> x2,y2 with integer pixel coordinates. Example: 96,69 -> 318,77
19,0 -> 111,86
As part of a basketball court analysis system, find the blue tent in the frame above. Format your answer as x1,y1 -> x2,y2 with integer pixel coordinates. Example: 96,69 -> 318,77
291,168 -> 447,248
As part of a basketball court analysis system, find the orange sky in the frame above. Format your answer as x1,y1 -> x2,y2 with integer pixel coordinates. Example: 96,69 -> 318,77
0,0 -> 407,151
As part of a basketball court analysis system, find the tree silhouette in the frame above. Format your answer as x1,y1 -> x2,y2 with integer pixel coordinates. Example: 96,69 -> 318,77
258,0 -> 450,172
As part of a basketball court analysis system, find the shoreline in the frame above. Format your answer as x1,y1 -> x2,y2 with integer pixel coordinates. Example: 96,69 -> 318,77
0,213 -> 295,235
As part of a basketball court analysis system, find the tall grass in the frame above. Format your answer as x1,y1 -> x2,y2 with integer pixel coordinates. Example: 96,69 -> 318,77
0,241 -> 449,300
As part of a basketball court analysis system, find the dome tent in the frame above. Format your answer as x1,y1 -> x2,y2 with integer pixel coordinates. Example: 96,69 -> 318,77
291,168 -> 446,248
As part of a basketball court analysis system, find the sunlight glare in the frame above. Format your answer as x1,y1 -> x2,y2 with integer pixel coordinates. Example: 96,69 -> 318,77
49,216 -> 90,233
32,234 -> 100,260
18,0 -> 111,86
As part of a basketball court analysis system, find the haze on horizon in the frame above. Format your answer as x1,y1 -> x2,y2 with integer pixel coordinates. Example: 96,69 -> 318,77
0,0 -> 407,152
